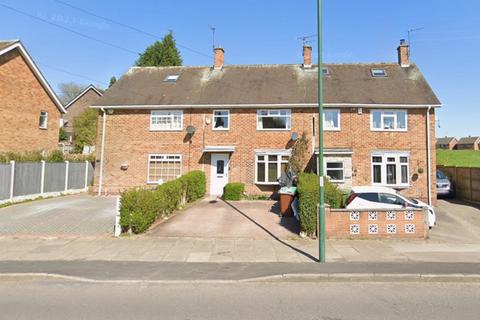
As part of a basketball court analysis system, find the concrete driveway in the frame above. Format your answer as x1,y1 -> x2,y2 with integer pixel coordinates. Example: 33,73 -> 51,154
429,199 -> 480,244
148,198 -> 300,240
0,194 -> 116,237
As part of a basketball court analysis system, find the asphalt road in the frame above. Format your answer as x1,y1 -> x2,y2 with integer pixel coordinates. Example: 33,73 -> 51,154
1,280 -> 479,319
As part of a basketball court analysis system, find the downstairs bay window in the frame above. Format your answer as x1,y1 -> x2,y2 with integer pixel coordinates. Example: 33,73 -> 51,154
255,153 -> 289,184
372,153 -> 409,187
147,154 -> 182,184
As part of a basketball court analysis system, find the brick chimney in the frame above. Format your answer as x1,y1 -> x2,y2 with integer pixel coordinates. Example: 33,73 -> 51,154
397,39 -> 410,67
303,45 -> 312,68
214,47 -> 224,70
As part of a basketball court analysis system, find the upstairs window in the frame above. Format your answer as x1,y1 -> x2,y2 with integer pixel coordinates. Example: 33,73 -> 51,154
323,109 -> 340,130
257,109 -> 291,130
213,110 -> 230,130
39,111 -> 48,129
150,110 -> 183,131
371,110 -> 407,131
371,68 -> 387,77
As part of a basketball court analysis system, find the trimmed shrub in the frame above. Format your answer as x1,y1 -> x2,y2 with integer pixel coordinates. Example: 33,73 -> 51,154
179,170 -> 206,202
119,188 -> 161,234
223,183 -> 245,201
120,171 -> 207,234
297,172 -> 344,236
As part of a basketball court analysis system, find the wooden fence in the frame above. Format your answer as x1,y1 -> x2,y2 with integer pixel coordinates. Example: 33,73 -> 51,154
437,165 -> 480,203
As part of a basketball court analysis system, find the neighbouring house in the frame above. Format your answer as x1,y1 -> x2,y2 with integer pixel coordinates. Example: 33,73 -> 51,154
436,136 -> 457,150
0,40 -> 65,153
456,136 -> 480,150
92,39 -> 440,205
61,84 -> 103,152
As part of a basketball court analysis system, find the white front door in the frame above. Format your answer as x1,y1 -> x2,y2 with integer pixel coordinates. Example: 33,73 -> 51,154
210,153 -> 229,196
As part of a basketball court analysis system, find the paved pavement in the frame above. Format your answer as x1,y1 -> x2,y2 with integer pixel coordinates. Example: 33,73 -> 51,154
148,198 -> 300,239
2,280 -> 479,319
0,194 -> 116,237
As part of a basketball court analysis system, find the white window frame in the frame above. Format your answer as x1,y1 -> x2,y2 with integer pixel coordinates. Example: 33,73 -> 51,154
256,109 -> 291,131
325,160 -> 344,183
150,110 -> 183,131
371,152 -> 409,187
147,154 -> 182,184
39,111 -> 48,129
323,109 -> 340,131
255,153 -> 289,185
212,109 -> 230,131
371,68 -> 387,77
370,110 -> 408,132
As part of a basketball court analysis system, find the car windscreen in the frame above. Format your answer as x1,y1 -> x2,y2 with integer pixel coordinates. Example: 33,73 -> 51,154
436,170 -> 447,179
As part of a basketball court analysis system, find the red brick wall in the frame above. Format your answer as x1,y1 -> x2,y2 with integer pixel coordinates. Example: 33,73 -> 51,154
327,208 -> 428,239
93,107 -> 436,204
0,49 -> 61,153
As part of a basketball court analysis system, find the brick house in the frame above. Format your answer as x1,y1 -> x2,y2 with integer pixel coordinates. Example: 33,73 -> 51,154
456,136 -> 480,150
92,40 -> 440,205
62,84 -> 103,144
436,136 -> 457,150
0,40 -> 65,153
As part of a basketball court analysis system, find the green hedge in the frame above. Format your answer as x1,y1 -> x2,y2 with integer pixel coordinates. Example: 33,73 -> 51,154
297,172 -> 344,236
223,183 -> 245,201
119,171 -> 206,234
0,150 -> 94,163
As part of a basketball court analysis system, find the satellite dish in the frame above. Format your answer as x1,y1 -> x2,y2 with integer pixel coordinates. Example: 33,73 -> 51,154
291,132 -> 299,141
186,125 -> 196,134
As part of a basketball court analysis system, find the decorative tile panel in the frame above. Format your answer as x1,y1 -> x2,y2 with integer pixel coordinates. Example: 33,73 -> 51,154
349,224 -> 360,235
349,211 -> 360,221
387,224 -> 397,234
405,211 -> 415,221
368,224 -> 378,234
368,211 -> 378,221
405,224 -> 415,234
386,211 -> 397,220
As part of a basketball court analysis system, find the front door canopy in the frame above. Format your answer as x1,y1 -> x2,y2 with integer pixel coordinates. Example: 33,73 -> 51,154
203,145 -> 235,153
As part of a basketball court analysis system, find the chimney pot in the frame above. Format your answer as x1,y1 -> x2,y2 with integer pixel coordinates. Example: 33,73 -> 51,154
214,47 -> 224,70
397,39 -> 410,67
303,45 -> 312,68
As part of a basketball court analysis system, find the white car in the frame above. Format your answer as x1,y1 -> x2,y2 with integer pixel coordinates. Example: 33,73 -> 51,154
345,186 -> 436,228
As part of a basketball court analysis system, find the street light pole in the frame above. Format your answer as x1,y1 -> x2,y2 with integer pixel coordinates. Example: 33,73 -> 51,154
317,0 -> 326,263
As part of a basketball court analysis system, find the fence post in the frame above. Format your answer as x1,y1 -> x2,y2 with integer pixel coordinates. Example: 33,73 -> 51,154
84,160 -> 89,190
40,160 -> 46,195
64,160 -> 69,192
9,160 -> 15,200
114,195 -> 121,237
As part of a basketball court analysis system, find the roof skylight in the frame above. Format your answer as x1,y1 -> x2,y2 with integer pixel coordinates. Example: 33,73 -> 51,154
164,74 -> 180,83
322,67 -> 330,76
371,68 -> 387,77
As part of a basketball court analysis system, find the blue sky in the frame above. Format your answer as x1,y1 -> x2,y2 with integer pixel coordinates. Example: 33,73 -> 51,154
1,0 -> 478,137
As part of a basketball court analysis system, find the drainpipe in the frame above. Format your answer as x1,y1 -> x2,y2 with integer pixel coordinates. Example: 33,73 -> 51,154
426,106 -> 432,205
98,108 -> 107,196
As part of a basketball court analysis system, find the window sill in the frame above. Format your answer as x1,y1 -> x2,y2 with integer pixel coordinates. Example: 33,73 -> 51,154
149,128 -> 183,132
325,128 -> 341,132
212,128 -> 230,131
39,127 -> 48,130
370,129 -> 408,132
256,129 -> 291,131
255,182 -> 279,186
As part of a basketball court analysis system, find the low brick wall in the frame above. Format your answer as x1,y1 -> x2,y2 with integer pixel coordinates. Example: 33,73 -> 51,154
326,208 -> 428,239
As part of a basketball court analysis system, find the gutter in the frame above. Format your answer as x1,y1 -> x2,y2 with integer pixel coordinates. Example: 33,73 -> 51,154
90,103 -> 443,110
426,106 -> 432,205
97,108 -> 107,196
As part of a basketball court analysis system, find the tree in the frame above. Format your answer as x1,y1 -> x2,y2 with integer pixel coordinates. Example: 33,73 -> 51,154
73,108 -> 98,153
58,82 -> 85,104
109,76 -> 117,87
58,127 -> 68,142
135,31 -> 182,67
288,132 -> 310,175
